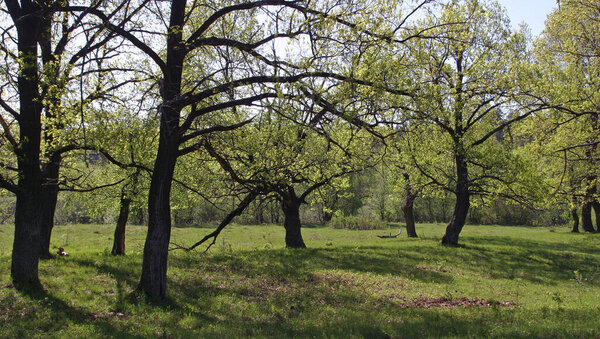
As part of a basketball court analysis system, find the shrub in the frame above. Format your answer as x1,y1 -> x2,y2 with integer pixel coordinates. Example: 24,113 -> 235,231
329,214 -> 387,230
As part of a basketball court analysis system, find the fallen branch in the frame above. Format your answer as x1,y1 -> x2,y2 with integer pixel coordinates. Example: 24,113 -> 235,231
169,190 -> 259,252
378,229 -> 402,238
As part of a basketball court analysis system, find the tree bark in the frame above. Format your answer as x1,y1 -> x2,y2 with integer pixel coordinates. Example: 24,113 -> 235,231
403,196 -> 418,238
138,0 -> 186,299
39,159 -> 60,259
281,187 -> 306,248
592,201 -> 600,232
402,173 -> 418,238
571,206 -> 579,233
441,153 -> 470,246
112,194 -> 132,255
139,124 -> 179,298
10,1 -> 44,292
581,202 -> 595,232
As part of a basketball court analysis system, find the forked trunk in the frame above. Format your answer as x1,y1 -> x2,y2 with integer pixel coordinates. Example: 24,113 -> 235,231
281,188 -> 306,248
571,207 -> 579,233
112,195 -> 132,255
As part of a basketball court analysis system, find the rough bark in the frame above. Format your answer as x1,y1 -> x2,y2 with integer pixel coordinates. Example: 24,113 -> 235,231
138,0 -> 186,299
581,202 -> 595,232
112,195 -> 132,255
10,0 -> 45,292
281,188 -> 306,248
571,206 -> 579,233
441,153 -> 470,246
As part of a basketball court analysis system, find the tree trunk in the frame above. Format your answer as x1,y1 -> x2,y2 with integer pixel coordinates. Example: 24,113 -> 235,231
592,201 -> 600,232
281,188 -> 306,248
11,3 -> 44,292
441,153 -> 470,246
112,195 -> 132,255
39,160 -> 60,259
571,206 -> 579,233
139,129 -> 178,298
13,187 -> 44,291
402,173 -> 418,238
403,197 -> 418,238
138,0 -> 186,299
581,202 -> 595,232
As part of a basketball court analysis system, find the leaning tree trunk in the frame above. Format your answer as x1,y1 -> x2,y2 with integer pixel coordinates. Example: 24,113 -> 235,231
281,188 -> 306,248
571,206 -> 580,233
112,194 -> 132,255
441,154 -> 470,246
581,202 -> 595,232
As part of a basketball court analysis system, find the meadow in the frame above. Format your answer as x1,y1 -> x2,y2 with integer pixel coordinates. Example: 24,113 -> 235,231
0,222 -> 599,338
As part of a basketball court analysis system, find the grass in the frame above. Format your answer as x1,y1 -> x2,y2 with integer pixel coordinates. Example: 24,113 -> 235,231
1,222 -> 599,337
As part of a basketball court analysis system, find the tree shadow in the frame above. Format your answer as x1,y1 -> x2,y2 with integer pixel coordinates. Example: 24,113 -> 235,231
4,287 -> 139,338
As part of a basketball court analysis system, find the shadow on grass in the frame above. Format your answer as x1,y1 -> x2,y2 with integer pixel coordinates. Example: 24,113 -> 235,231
2,286 -> 140,338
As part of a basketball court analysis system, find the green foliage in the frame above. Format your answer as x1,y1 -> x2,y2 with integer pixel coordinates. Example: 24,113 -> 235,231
329,213 -> 388,230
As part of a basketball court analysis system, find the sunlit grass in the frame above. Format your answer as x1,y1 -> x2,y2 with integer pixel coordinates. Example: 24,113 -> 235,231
1,222 -> 599,337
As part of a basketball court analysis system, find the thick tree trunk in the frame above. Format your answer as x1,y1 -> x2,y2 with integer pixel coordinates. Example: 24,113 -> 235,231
281,188 -> 306,248
571,206 -> 579,233
13,188 -> 44,291
581,202 -> 595,232
139,131 -> 178,298
403,197 -> 418,238
441,154 -> 470,246
138,0 -> 186,299
11,3 -> 44,292
592,201 -> 600,232
112,195 -> 132,255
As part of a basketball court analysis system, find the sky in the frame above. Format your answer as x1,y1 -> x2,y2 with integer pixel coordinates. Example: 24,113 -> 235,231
497,0 -> 558,36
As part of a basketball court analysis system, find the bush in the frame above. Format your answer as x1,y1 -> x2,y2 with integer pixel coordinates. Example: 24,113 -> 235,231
329,214 -> 387,230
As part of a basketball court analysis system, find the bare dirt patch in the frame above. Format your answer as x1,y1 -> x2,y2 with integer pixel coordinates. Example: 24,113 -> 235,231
398,297 -> 516,309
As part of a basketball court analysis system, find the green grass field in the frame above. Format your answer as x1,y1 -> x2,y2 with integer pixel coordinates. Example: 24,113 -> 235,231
1,222 -> 599,337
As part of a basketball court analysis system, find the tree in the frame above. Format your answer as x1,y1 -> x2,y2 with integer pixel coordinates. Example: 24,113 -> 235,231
381,0 -> 547,245
72,0 -> 426,298
0,0 -> 128,290
527,0 -> 600,233
201,109 -> 378,248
